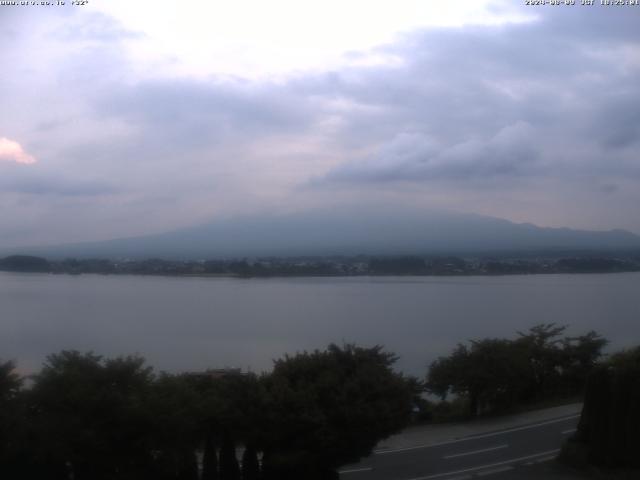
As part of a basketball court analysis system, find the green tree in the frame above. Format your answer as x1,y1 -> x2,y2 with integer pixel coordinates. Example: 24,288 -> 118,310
427,339 -> 529,417
201,434 -> 219,480
219,433 -> 240,480
0,360 -> 25,476
0,360 -> 21,401
559,331 -> 608,394
28,351 -> 156,480
567,346 -> 640,468
515,323 -> 567,399
241,444 -> 260,480
0,255 -> 50,272
147,373 -> 202,480
427,325 -> 608,418
192,372 -> 266,479
261,344 -> 413,479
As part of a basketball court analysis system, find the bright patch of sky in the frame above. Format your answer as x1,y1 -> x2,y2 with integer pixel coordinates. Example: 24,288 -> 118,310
0,138 -> 37,165
92,0 -> 534,79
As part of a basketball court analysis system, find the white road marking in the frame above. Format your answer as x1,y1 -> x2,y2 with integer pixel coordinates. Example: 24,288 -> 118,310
561,428 -> 577,435
403,448 -> 560,480
534,455 -> 557,463
375,415 -> 579,455
443,444 -> 508,459
476,465 -> 513,476
339,467 -> 373,474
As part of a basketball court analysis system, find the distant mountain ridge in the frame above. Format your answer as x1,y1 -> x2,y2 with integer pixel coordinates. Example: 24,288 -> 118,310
8,209 -> 640,259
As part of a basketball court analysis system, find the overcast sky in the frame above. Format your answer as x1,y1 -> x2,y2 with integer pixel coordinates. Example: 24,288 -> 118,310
1,0 -> 639,247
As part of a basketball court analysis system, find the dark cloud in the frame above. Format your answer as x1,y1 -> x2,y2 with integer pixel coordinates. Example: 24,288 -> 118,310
596,95 -> 640,149
5,178 -> 119,197
320,122 -> 540,184
96,78 -> 315,150
0,165 -> 118,197
310,6 -> 640,188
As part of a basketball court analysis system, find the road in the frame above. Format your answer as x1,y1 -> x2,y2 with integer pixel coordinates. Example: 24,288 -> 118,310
339,413 -> 580,480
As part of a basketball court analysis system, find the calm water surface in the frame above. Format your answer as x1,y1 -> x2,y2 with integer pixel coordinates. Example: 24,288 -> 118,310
1,272 -> 639,376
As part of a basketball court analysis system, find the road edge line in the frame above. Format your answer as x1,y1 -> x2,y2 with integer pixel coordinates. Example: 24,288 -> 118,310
403,448 -> 560,480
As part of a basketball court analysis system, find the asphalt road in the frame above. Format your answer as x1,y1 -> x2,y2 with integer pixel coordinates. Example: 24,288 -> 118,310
339,413 -> 580,480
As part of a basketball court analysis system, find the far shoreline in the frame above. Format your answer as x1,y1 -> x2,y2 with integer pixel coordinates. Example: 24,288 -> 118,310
1,252 -> 639,278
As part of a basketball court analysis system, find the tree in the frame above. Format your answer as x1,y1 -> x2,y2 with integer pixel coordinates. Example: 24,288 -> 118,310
201,434 -> 219,480
0,360 -> 21,402
219,433 -> 240,480
427,325 -> 607,417
566,346 -> 640,469
261,344 -> 413,479
559,331 -> 608,394
427,339 -> 529,417
516,323 -> 568,399
147,373 -> 202,480
241,444 -> 260,480
369,257 -> 427,275
0,360 -> 24,476
192,371 -> 266,480
28,351 -> 156,480
0,255 -> 50,272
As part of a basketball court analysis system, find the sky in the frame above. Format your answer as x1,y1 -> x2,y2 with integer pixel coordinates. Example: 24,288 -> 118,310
1,0 -> 639,248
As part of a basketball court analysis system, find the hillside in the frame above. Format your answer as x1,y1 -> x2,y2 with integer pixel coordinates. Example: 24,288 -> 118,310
7,209 -> 640,259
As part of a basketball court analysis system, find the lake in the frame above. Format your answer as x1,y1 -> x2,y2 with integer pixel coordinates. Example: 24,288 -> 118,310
1,272 -> 639,376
